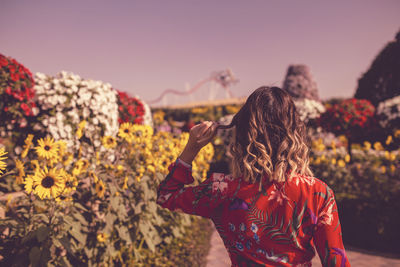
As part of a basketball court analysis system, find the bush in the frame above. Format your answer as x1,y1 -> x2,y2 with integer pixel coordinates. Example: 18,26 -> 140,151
310,138 -> 400,254
116,90 -> 153,126
0,54 -> 37,141
33,71 -> 119,157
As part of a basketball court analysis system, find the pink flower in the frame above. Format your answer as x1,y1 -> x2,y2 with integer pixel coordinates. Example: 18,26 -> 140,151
211,173 -> 228,194
318,202 -> 334,226
268,185 -> 289,205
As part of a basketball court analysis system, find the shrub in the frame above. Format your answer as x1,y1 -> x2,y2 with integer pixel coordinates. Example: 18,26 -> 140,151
116,90 -> 153,126
354,29 -> 400,106
282,64 -> 320,101
310,141 -> 400,254
318,98 -> 376,155
0,54 -> 37,140
33,71 -> 119,156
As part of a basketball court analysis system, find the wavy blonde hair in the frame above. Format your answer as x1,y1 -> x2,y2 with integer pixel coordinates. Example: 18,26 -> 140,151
226,86 -> 313,188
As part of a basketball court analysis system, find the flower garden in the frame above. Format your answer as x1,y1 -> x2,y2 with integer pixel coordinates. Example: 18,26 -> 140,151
0,52 -> 399,266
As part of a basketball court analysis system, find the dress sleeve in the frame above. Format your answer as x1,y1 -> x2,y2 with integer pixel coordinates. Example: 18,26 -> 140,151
156,159 -> 231,218
313,186 -> 351,267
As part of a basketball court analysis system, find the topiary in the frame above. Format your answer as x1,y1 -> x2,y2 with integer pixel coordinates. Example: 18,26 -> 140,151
354,29 -> 400,106
282,64 -> 320,101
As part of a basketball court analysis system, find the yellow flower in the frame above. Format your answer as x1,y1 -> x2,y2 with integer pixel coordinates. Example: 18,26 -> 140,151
76,120 -> 87,139
363,141 -> 371,151
97,232 -> 108,243
153,110 -> 165,123
95,180 -> 106,198
59,169 -> 77,194
89,171 -> 99,183
394,130 -> 400,138
386,135 -> 393,145
35,136 -> 59,160
102,136 -> 117,149
381,166 -> 386,174
0,147 -> 8,175
344,154 -> 351,163
147,165 -> 155,174
373,142 -> 383,151
313,157 -> 321,165
21,134 -> 34,158
33,167 -> 65,199
24,175 -> 35,194
122,176 -> 128,190
119,122 -> 135,142
15,159 -> 25,184
72,159 -> 89,176
390,164 -> 396,173
337,159 -> 346,168
389,152 -> 396,162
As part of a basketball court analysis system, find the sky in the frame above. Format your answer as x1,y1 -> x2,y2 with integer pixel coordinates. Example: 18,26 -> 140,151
1,0 -> 399,106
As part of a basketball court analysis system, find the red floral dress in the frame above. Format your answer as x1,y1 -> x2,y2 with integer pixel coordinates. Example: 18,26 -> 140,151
157,159 -> 350,267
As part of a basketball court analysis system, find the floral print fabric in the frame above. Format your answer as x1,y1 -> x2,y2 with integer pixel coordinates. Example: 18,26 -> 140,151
157,160 -> 350,267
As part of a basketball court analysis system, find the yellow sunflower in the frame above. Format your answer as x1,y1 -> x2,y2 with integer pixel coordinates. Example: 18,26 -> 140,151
59,169 -> 77,195
24,175 -> 35,194
35,136 -> 59,160
102,136 -> 117,149
0,147 -> 7,175
118,122 -> 135,142
14,159 -> 25,184
21,134 -> 34,159
95,180 -> 106,198
33,167 -> 65,199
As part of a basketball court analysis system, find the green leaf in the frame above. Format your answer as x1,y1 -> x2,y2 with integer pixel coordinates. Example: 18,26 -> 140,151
36,226 -> 51,242
72,211 -> 87,226
29,247 -> 41,267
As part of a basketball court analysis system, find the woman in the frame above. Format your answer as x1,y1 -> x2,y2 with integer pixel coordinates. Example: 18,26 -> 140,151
157,86 -> 350,267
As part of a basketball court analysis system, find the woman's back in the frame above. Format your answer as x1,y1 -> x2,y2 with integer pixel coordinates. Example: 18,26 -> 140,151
206,172 -> 347,266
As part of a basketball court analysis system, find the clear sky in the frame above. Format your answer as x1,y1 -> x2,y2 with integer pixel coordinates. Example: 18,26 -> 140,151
1,0 -> 399,105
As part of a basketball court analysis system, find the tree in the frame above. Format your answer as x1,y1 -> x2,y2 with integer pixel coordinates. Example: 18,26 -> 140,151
354,29 -> 400,106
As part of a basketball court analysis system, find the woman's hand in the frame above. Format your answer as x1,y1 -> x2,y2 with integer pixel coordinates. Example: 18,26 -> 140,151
179,121 -> 218,164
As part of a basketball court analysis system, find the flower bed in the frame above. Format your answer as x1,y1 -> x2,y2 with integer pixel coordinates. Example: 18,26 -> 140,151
0,123 -> 214,266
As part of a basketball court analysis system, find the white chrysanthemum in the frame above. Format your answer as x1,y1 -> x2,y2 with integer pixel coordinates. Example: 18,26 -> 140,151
135,94 -> 153,127
294,98 -> 326,123
34,71 -> 119,156
376,95 -> 400,128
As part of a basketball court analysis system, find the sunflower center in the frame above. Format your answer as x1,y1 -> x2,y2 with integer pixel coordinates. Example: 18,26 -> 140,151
44,145 -> 51,151
107,138 -> 114,144
99,185 -> 103,191
42,176 -> 55,188
124,129 -> 130,133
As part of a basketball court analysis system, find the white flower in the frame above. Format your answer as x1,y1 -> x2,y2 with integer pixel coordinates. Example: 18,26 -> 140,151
377,95 -> 400,128
294,98 -> 325,123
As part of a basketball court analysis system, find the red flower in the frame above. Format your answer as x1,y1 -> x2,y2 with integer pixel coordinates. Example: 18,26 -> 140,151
20,103 -> 31,116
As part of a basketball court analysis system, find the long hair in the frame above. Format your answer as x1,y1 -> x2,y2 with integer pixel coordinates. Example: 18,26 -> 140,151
225,86 -> 312,188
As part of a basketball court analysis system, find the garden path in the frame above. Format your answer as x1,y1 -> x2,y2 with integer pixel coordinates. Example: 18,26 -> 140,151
206,226 -> 400,267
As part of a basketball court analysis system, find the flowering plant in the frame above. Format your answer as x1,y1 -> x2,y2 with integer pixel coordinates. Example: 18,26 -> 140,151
116,90 -> 152,125
293,98 -> 325,124
318,98 -> 375,138
0,123 -> 214,265
33,71 -> 119,156
376,95 -> 400,130
0,54 -> 37,133
116,90 -> 153,126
